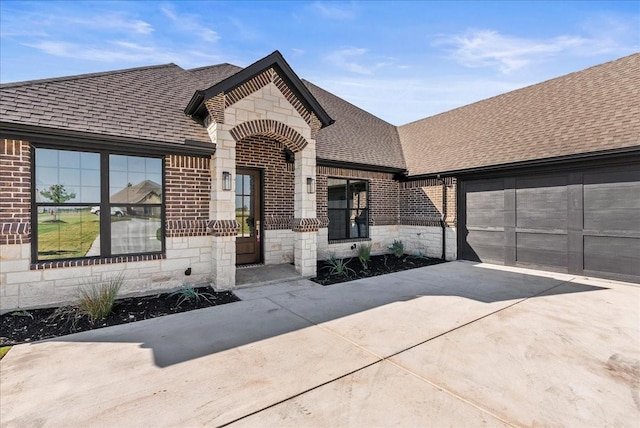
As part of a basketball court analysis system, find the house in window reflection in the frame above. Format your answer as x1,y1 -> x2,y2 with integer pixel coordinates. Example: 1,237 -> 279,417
110,180 -> 162,217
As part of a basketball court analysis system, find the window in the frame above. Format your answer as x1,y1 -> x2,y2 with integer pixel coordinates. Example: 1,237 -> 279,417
327,178 -> 369,240
34,148 -> 164,261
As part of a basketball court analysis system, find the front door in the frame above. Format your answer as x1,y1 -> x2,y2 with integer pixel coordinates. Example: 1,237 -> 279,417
235,169 -> 262,264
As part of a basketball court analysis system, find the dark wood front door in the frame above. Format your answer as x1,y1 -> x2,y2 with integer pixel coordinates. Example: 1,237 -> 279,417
235,169 -> 262,265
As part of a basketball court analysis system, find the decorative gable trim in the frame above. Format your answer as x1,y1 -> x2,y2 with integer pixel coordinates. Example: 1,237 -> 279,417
185,51 -> 333,132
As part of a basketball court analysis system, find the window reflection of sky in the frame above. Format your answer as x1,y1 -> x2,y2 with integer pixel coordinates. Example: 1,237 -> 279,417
109,155 -> 161,198
36,148 -> 100,203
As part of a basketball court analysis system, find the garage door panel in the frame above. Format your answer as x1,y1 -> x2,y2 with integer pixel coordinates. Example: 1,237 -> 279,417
465,230 -> 504,263
583,180 -> 640,233
516,232 -> 568,268
584,236 -> 640,277
465,180 -> 504,229
460,164 -> 639,282
516,176 -> 568,230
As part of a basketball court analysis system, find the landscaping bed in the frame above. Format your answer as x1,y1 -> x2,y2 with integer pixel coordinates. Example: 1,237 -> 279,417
312,253 -> 446,286
0,286 -> 239,346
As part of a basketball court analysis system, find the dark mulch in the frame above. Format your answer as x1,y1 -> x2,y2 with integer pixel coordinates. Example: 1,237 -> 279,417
0,286 -> 239,346
311,253 -> 446,286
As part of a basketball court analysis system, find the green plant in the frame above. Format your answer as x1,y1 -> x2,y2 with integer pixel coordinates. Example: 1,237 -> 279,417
49,273 -> 124,327
169,285 -> 214,308
0,346 -> 11,360
77,273 -> 124,322
10,310 -> 34,319
388,240 -> 404,258
412,250 -> 429,260
324,254 -> 355,278
357,243 -> 372,269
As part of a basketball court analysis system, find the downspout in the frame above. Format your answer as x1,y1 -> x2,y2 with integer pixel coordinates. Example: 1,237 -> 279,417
438,174 -> 447,261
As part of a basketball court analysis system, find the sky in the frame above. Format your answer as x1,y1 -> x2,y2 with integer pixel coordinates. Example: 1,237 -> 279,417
1,1 -> 638,125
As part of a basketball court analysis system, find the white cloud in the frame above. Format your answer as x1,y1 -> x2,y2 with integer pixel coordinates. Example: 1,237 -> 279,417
67,15 -> 154,35
325,48 -> 392,75
310,2 -> 355,20
436,30 -> 588,73
437,19 -> 639,74
160,5 -> 219,43
22,40 -> 220,67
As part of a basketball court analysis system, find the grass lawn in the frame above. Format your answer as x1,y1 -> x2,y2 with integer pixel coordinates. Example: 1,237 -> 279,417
0,346 -> 11,360
38,209 -> 100,260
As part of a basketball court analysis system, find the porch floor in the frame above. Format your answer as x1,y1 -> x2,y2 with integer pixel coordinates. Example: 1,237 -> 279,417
236,263 -> 300,288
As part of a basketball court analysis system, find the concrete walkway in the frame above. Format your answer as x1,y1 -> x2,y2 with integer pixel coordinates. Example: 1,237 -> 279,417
1,261 -> 638,427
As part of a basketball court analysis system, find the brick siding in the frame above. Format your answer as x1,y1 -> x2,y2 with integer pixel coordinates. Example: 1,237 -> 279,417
165,154 -> 211,237
316,166 -> 399,227
236,135 -> 295,230
0,139 -> 31,245
399,177 -> 457,227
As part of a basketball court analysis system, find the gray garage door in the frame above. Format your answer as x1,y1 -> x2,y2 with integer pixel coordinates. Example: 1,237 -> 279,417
459,164 -> 640,283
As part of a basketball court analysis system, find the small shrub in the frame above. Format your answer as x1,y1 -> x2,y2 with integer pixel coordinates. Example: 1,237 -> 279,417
77,273 -> 124,322
357,243 -> 372,269
49,273 -> 124,327
388,240 -> 404,258
412,250 -> 429,260
10,310 -> 33,319
324,254 -> 355,278
169,285 -> 214,308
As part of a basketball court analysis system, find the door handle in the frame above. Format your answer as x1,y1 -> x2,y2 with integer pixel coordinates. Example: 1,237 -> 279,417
256,221 -> 261,243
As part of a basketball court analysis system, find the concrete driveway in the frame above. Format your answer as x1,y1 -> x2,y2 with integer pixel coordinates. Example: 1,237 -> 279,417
1,261 -> 638,427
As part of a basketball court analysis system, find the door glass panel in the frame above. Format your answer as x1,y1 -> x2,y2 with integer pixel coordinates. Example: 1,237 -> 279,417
235,174 -> 255,238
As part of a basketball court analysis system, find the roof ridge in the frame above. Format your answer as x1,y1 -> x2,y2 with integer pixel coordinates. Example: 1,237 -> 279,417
399,52 -> 640,128
0,63 -> 183,88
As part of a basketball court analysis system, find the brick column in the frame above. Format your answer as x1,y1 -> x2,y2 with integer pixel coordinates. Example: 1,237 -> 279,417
293,144 -> 318,277
206,123 -> 239,289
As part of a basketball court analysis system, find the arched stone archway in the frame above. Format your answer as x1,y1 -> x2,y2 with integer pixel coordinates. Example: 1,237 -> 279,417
205,81 -> 319,288
229,119 -> 308,153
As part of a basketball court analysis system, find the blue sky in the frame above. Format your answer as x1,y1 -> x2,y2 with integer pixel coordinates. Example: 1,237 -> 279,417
1,1 -> 638,125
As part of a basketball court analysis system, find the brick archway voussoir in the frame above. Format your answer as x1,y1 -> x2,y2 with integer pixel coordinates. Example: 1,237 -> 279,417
229,119 -> 308,152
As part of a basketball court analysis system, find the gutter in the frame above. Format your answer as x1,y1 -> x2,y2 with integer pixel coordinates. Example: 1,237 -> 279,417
405,146 -> 640,180
317,158 -> 407,177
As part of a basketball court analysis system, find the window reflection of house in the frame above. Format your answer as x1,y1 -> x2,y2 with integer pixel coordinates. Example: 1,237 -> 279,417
110,180 -> 162,217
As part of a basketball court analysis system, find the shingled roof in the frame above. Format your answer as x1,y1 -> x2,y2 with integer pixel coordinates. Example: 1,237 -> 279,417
1,57 -> 401,170
0,64 -> 212,147
398,53 -> 640,176
2,53 -> 638,176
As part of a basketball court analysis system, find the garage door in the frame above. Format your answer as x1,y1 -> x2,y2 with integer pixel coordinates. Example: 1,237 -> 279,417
459,164 -> 640,283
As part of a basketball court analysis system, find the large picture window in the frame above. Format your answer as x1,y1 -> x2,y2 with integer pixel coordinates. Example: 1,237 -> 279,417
34,148 -> 164,261
327,178 -> 369,240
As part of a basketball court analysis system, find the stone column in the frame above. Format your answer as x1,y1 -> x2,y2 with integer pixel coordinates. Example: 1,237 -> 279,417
293,143 -> 319,277
207,122 -> 239,289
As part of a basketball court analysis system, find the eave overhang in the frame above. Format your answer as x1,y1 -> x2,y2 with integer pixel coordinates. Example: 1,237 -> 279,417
0,122 -> 215,157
